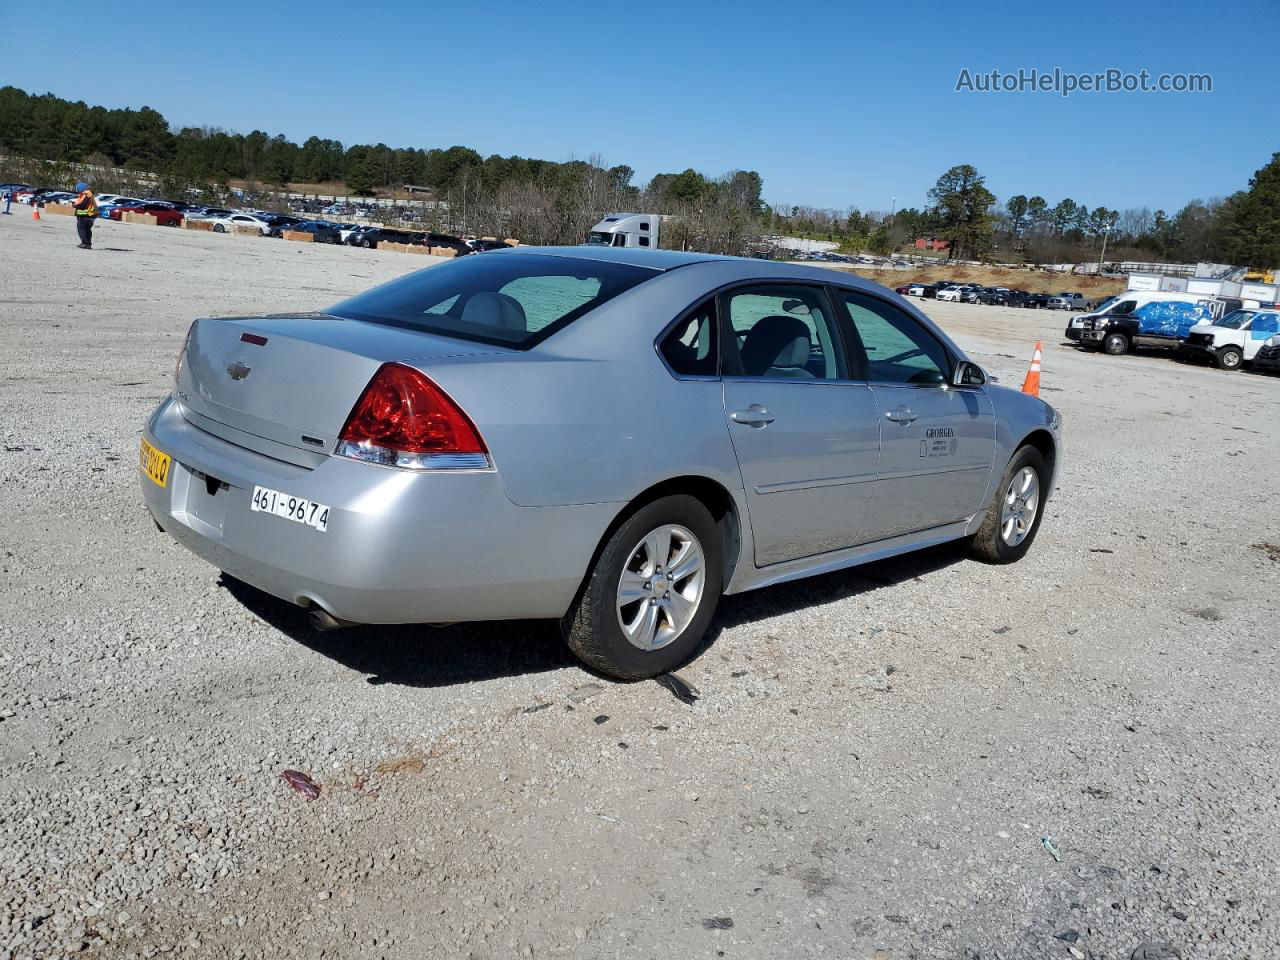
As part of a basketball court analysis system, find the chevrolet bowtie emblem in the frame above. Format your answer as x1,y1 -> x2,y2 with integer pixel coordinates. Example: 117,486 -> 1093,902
227,361 -> 252,380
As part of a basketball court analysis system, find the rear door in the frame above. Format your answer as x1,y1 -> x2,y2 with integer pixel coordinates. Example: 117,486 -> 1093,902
833,289 -> 996,541
717,283 -> 880,566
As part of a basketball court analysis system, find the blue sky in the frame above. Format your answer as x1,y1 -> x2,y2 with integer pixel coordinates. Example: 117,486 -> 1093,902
2,0 -> 1272,214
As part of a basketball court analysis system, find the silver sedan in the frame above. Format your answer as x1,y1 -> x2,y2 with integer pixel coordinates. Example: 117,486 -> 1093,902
139,248 -> 1062,679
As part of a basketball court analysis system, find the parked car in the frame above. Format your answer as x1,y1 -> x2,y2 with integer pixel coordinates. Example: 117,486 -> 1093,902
188,207 -> 236,220
97,196 -> 146,219
470,239 -> 514,252
202,212 -> 273,234
979,289 -> 1026,307
261,213 -> 303,231
422,232 -> 471,255
346,227 -> 416,248
1252,330 -> 1280,375
1023,293 -> 1050,310
35,191 -> 78,206
267,219 -> 342,243
936,285 -> 966,302
138,249 -> 1062,679
110,202 -> 183,226
1045,297 -> 1073,311
336,223 -> 366,244
1177,308 -> 1280,370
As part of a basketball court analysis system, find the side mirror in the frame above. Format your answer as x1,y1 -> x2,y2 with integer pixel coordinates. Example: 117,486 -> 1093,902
953,361 -> 987,387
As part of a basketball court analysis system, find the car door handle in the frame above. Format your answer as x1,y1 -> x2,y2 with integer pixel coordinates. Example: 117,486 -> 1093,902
884,406 -> 917,424
730,406 -> 775,427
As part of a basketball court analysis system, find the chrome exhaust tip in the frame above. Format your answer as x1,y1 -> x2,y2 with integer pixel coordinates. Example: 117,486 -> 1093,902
308,609 -> 358,632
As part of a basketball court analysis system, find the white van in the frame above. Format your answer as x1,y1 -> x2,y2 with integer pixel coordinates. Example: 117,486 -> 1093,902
1178,308 -> 1280,370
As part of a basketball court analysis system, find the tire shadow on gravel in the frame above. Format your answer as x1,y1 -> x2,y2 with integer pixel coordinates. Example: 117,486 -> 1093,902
218,542 -> 966,687
218,574 -> 575,687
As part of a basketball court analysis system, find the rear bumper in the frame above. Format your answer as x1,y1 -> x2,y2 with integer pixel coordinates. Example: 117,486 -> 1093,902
139,396 -> 617,623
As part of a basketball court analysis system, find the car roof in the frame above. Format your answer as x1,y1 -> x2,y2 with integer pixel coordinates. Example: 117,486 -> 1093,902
488,245 -> 731,271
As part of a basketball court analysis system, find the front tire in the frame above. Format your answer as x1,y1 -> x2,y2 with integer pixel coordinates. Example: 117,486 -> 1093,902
1103,332 -> 1130,356
214,223 -> 226,233
970,446 -> 1048,564
562,495 -> 723,680
1216,346 -> 1242,370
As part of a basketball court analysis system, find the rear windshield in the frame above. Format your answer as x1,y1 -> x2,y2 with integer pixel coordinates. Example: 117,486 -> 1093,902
330,254 -> 655,348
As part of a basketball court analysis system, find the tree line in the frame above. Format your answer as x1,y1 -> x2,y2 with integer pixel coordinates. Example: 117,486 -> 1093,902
793,157 -> 1279,269
1,85 -> 1275,266
0,85 -> 771,252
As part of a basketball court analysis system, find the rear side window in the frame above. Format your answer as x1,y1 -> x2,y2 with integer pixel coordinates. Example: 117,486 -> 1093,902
722,285 -> 845,380
331,254 -> 654,348
660,298 -> 717,376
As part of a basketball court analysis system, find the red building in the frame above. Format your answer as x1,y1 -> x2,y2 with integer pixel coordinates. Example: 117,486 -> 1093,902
913,236 -> 951,252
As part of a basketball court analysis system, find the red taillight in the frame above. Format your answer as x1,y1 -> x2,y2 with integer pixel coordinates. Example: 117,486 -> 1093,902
338,363 -> 487,467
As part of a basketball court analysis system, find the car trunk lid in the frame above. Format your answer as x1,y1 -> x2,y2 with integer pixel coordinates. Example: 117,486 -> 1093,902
176,313 -> 506,467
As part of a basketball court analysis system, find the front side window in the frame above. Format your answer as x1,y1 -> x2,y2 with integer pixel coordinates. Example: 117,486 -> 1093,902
721,285 -> 845,380
332,254 -> 654,348
660,298 -> 717,377
838,292 -> 950,385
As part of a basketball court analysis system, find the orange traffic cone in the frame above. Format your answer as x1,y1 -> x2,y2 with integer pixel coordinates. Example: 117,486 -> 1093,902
1021,341 -> 1042,396
31,204 -> 40,221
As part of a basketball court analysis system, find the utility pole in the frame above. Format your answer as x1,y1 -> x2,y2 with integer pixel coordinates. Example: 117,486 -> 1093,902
1097,222 -> 1112,275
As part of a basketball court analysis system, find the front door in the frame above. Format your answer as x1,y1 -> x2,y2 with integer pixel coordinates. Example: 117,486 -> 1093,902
718,284 -> 880,566
833,289 -> 996,541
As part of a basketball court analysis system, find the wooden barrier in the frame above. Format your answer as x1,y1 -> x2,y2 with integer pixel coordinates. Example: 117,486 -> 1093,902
182,218 -> 214,231
231,224 -> 262,237
43,204 -> 74,216
282,230 -> 314,243
122,212 -> 158,226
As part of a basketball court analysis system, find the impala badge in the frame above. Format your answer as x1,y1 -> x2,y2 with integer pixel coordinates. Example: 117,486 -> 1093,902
227,361 -> 252,381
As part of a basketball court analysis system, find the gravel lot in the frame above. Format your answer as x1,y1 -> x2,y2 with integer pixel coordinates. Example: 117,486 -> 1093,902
2,214 -> 1278,960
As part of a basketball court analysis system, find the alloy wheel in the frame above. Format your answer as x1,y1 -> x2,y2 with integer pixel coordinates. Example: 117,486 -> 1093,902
999,466 -> 1040,547
616,524 -> 705,651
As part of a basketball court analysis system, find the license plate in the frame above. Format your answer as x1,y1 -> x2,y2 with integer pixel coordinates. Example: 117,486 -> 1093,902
139,438 -> 171,487
250,485 -> 330,532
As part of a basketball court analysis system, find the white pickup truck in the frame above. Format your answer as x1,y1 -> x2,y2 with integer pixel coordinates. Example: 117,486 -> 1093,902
1177,308 -> 1280,370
